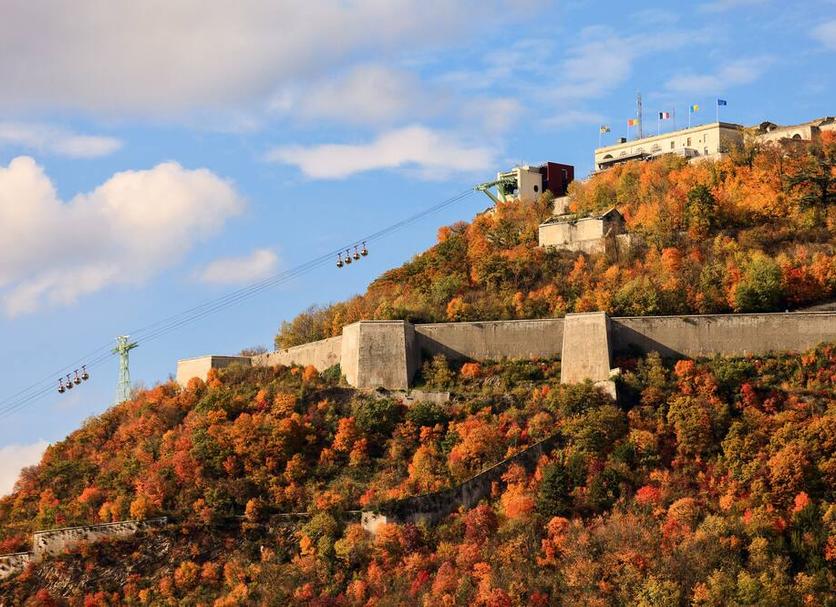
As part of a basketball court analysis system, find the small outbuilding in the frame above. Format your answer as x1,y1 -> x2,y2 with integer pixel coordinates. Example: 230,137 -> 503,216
538,207 -> 627,254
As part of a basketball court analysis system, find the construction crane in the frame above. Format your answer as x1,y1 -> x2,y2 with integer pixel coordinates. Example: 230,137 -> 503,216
113,336 -> 138,404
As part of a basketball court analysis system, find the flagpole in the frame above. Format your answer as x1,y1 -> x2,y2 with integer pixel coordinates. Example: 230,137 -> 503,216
673,107 -> 677,131
688,107 -> 691,129
716,100 -> 719,124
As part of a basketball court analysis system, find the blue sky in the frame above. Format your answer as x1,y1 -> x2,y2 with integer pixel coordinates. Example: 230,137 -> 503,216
0,0 -> 834,492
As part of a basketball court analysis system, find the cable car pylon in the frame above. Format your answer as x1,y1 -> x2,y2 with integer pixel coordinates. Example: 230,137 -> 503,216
113,336 -> 138,404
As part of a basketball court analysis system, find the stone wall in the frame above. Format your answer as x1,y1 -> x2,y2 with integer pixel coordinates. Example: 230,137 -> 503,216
342,321 -> 418,390
176,312 -> 836,390
378,434 -> 562,526
561,312 -> 612,383
176,356 -> 251,386
610,312 -> 836,358
32,518 -> 167,558
252,335 -> 342,371
0,552 -> 32,580
415,319 -> 564,361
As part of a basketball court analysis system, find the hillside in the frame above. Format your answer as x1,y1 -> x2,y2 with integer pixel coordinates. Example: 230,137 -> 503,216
276,136 -> 835,348
1,137 -> 835,606
0,346 -> 834,605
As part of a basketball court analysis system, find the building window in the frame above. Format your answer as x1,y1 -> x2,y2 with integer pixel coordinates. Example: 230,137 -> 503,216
670,141 -> 675,150
704,147 -> 709,155
686,137 -> 691,146
533,185 -> 539,192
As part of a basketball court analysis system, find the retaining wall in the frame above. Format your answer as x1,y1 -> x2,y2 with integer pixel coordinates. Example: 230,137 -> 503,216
378,433 -> 563,526
415,318 -> 564,361
0,552 -> 32,580
610,312 -> 836,358
252,335 -> 342,371
176,356 -> 251,386
177,312 -> 836,390
32,517 -> 168,558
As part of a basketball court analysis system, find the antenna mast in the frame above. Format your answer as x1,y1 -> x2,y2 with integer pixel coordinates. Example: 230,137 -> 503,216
637,91 -> 643,139
113,336 -> 138,404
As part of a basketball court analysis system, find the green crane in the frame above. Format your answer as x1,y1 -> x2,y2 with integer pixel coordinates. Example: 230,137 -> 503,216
474,175 -> 518,205
113,336 -> 138,404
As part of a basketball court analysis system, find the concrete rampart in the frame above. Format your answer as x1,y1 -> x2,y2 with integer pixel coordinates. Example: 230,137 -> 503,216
561,312 -> 613,384
415,319 -> 564,361
610,312 -> 836,358
342,321 -> 418,390
377,433 -> 562,527
0,552 -> 32,580
252,335 -> 342,371
176,312 -> 836,390
32,517 -> 167,558
176,356 -> 251,386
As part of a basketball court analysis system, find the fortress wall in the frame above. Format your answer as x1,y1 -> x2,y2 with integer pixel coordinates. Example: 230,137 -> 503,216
176,355 -> 251,386
561,312 -> 612,383
32,518 -> 167,558
252,335 -> 342,371
415,318 -> 564,361
347,321 -> 416,390
0,552 -> 32,580
611,312 -> 836,358
380,434 -> 562,527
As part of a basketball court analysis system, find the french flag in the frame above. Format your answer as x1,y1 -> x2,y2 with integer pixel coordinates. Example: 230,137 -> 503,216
659,112 -> 671,120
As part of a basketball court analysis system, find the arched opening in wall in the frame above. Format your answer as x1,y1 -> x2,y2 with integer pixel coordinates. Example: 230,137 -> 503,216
603,154 -> 613,160
792,133 -> 802,140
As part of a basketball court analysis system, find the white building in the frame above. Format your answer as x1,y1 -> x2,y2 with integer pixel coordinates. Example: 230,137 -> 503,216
594,122 -> 744,171
594,116 -> 835,172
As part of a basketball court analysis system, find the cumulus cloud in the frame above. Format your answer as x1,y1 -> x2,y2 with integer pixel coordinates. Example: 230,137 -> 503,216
0,440 -> 48,496
0,122 -> 121,158
666,56 -> 773,93
812,19 -> 836,51
0,0 -> 517,114
199,248 -> 278,285
265,125 -> 495,180
0,157 -> 244,316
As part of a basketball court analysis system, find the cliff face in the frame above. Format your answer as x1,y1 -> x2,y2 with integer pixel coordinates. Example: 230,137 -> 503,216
1,343 -> 834,605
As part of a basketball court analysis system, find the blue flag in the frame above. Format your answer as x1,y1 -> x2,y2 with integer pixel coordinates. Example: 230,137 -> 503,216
717,99 -> 728,106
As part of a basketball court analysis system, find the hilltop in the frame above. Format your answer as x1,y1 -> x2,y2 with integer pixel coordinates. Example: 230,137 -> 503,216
0,138 -> 834,606
276,136 -> 835,348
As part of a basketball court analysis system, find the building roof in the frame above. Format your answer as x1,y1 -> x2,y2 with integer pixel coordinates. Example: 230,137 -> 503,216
541,207 -> 623,226
595,121 -> 744,154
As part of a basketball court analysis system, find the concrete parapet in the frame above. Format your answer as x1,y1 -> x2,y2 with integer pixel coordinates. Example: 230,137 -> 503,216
0,552 -> 32,580
32,517 -> 167,558
561,312 -> 613,384
176,355 -> 251,387
611,312 -> 836,358
380,433 -> 562,526
342,321 -> 417,390
177,312 -> 836,390
252,335 -> 342,371
415,318 -> 564,361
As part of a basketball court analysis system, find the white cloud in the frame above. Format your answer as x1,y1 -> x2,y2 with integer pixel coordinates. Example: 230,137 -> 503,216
270,64 -> 439,127
812,19 -> 836,51
0,440 -> 48,496
0,157 -> 245,316
666,57 -> 773,93
265,125 -> 495,180
199,248 -> 278,285
0,0 -> 518,115
549,26 -> 708,103
0,122 -> 121,157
